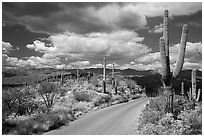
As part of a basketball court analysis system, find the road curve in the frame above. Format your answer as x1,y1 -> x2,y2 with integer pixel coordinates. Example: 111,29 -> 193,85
44,97 -> 149,135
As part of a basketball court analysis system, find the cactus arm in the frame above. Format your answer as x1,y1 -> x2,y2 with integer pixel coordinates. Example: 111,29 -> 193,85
196,89 -> 201,102
173,24 -> 188,78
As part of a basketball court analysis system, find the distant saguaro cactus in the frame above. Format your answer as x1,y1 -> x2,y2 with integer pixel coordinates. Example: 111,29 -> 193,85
115,79 -> 118,94
191,68 -> 196,100
77,68 -> 79,84
112,63 -> 115,88
159,10 -> 188,113
181,82 -> 184,97
102,58 -> 106,93
188,87 -> 192,100
87,72 -> 91,84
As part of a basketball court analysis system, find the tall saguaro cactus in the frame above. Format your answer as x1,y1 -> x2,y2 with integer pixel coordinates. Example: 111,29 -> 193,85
191,68 -> 196,100
159,10 -> 188,113
102,58 -> 106,93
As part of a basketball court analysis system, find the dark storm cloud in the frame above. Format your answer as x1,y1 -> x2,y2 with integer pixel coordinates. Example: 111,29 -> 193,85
2,2 -> 146,34
3,2 -> 63,17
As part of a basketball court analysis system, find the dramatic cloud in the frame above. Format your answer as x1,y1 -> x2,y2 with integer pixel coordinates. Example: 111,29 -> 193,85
42,30 -> 151,62
2,41 -> 13,53
3,2 -> 201,34
132,2 -> 201,17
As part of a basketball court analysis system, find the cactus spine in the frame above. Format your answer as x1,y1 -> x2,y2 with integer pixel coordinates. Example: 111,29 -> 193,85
102,58 -> 106,93
159,10 -> 188,113
191,68 -> 196,100
112,63 -> 115,88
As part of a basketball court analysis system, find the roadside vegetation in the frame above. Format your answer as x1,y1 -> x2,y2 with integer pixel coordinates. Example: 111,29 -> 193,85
138,95 -> 202,135
2,74 -> 145,135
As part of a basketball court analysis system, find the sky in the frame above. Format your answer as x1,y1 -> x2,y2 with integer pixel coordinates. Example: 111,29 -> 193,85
2,2 -> 202,71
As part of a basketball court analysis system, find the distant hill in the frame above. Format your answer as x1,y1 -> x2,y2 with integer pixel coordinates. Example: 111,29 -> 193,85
131,70 -> 202,97
2,68 -> 202,96
2,69 -> 28,78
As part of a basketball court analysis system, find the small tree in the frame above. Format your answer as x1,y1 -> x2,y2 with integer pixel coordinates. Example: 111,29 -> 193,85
38,82 -> 58,112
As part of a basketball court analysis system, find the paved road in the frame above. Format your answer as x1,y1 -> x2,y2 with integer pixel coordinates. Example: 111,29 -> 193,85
44,97 -> 149,135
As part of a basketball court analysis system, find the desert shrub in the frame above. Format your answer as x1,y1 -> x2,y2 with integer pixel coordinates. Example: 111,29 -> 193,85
38,82 -> 58,112
89,75 -> 100,87
5,109 -> 73,135
2,87 -> 39,117
178,105 -> 202,135
138,96 -> 167,132
118,94 -> 129,103
72,102 -> 94,114
73,90 -> 92,102
138,95 -> 202,135
131,93 -> 142,100
94,94 -> 111,106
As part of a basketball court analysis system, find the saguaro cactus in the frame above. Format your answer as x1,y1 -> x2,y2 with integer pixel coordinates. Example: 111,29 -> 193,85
77,68 -> 79,84
159,10 -> 188,113
87,72 -> 91,84
188,87 -> 192,100
102,58 -> 106,93
115,79 -> 118,94
112,63 -> 115,88
181,82 -> 184,97
191,68 -> 196,100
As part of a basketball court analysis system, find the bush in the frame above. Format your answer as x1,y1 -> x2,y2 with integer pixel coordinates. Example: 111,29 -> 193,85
5,109 -> 73,135
2,87 -> 39,117
138,96 -> 202,135
73,90 -> 92,102
94,94 -> 111,106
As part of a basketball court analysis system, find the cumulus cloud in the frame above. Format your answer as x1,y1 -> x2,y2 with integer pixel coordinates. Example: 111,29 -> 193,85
3,2 -> 201,34
46,30 -> 151,62
149,24 -> 163,33
2,52 -> 62,69
56,64 -> 73,69
170,42 -> 202,64
90,63 -> 104,68
26,40 -> 56,53
2,41 -> 13,53
70,61 -> 90,68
